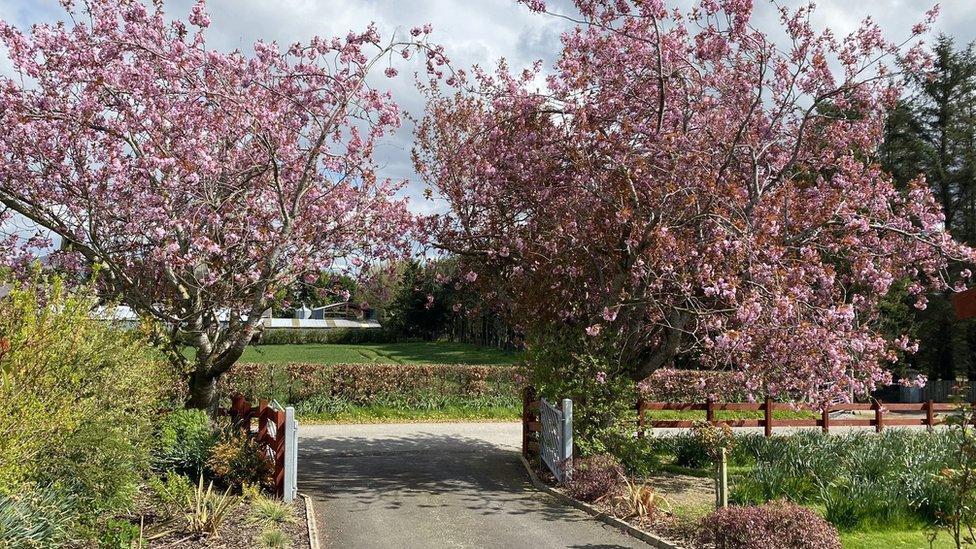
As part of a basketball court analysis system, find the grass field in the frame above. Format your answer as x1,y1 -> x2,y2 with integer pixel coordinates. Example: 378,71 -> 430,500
238,341 -> 521,365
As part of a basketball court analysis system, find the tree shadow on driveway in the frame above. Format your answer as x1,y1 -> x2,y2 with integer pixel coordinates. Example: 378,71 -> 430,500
298,426 -> 646,549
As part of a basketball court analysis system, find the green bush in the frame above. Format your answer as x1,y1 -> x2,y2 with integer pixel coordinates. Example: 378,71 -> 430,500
220,362 -> 519,408
147,473 -> 194,517
155,409 -> 216,476
207,431 -> 274,490
0,486 -> 77,548
526,329 -> 638,460
98,517 -> 140,549
254,327 -> 398,345
0,276 -> 171,536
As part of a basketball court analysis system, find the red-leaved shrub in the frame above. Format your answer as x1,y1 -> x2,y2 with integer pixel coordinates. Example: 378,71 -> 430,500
698,501 -> 841,549
563,455 -> 624,503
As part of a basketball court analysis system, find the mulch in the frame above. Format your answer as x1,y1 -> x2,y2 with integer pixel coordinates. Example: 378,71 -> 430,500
139,496 -> 311,548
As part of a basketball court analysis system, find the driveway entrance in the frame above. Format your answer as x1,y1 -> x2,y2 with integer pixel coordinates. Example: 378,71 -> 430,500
299,422 -> 647,549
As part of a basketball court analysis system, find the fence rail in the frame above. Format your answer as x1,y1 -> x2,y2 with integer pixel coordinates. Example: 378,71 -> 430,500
637,398 -> 971,437
221,395 -> 298,501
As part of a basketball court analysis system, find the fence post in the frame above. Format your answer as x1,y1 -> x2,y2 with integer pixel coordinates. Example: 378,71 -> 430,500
522,386 -> 535,458
561,398 -> 573,481
283,406 -> 298,503
821,405 -> 830,434
873,400 -> 884,433
715,447 -> 728,509
926,399 -> 935,432
764,397 -> 773,437
706,398 -> 715,423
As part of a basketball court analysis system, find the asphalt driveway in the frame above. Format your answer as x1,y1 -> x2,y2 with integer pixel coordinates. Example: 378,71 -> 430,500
298,422 -> 647,549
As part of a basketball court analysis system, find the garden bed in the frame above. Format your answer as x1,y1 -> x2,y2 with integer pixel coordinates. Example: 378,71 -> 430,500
138,495 -> 311,548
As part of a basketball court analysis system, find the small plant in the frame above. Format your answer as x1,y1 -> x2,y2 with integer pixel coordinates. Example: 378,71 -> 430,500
156,409 -> 216,476
207,431 -> 274,490
258,527 -> 290,549
186,476 -> 240,536
241,483 -> 263,501
698,500 -> 841,549
613,476 -> 669,523
563,455 -> 624,503
0,486 -> 76,548
99,517 -> 140,549
147,473 -> 194,517
249,495 -> 295,528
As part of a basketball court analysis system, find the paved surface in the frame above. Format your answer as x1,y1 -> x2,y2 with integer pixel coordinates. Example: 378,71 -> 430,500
298,422 -> 647,549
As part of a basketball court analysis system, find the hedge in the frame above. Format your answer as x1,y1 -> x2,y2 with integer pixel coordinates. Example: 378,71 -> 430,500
219,362 -> 521,406
638,368 -> 749,402
253,327 -> 399,345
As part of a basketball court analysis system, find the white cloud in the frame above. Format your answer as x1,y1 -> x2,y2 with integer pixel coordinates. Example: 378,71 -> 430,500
1,0 -> 974,216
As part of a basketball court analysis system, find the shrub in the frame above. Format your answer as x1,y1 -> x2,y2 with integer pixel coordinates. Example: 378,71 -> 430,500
564,455 -> 624,503
526,329 -> 638,456
219,362 -> 519,407
698,501 -> 841,549
0,277 -> 170,533
254,327 -> 398,345
0,486 -> 77,548
155,409 -> 216,477
147,473 -> 195,517
99,518 -> 140,549
207,432 -> 274,490
638,368 -> 748,402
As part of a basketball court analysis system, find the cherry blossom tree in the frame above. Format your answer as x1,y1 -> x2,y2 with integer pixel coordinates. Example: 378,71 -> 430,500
416,0 -> 976,403
0,0 -> 447,409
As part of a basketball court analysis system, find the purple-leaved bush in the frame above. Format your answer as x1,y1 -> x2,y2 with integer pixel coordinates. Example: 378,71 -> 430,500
563,455 -> 623,503
698,500 -> 841,549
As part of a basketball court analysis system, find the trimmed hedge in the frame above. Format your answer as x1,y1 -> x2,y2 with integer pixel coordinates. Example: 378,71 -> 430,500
219,362 -> 520,406
638,368 -> 748,402
254,327 -> 399,345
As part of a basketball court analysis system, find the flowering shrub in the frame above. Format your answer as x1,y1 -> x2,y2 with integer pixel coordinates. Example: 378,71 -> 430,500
563,455 -> 624,503
698,501 -> 841,549
206,431 -> 274,490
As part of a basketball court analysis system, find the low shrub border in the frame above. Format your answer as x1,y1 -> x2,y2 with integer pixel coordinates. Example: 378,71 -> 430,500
219,362 -> 521,421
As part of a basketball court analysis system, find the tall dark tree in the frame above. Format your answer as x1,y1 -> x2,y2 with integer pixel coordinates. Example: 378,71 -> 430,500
882,35 -> 976,381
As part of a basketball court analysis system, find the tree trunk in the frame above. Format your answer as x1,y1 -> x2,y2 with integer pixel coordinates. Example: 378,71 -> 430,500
187,369 -> 220,414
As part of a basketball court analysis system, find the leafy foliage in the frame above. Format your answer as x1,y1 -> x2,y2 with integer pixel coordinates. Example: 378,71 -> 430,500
147,473 -> 195,518
563,455 -> 624,503
0,486 -> 76,548
698,500 -> 841,549
185,477 -> 240,536
155,409 -> 216,477
206,432 -> 274,490
0,277 -> 170,533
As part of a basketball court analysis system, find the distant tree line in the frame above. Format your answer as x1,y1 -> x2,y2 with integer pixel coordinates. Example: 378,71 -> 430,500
882,35 -> 976,381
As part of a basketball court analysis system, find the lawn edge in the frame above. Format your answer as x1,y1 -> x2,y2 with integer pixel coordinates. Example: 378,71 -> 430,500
300,492 -> 321,549
517,453 -> 684,549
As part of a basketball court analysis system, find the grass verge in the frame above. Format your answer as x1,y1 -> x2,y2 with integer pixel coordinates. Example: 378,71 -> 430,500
840,529 -> 950,549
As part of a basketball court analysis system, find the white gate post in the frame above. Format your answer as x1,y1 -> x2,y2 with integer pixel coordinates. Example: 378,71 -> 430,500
561,398 -> 573,480
283,406 -> 298,502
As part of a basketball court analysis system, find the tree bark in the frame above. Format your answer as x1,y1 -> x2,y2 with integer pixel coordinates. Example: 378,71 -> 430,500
187,369 -> 220,414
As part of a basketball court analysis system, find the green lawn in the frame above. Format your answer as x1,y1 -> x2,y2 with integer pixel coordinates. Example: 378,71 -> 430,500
840,529 -> 951,548
237,341 -> 521,365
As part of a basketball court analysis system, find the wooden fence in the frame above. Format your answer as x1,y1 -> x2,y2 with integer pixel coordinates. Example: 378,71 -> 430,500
522,387 -> 542,458
220,395 -> 288,498
637,398 -> 970,437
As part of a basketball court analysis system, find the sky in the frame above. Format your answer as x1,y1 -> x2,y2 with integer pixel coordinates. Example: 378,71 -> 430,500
1,0 -> 976,216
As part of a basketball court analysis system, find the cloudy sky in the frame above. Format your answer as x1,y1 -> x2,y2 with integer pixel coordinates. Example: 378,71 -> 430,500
2,0 -> 976,215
